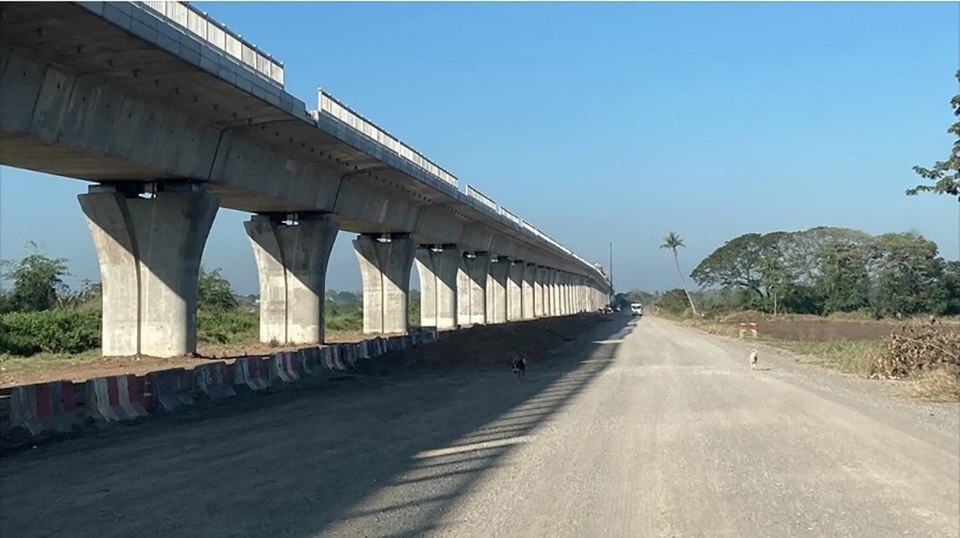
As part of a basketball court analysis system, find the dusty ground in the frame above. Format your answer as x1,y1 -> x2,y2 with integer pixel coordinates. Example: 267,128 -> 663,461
2,315 -> 956,537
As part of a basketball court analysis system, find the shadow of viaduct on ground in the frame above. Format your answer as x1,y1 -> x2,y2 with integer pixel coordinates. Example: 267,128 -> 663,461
0,315 -> 634,537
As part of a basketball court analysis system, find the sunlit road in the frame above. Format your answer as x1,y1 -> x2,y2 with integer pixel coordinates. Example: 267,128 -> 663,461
2,317 -> 958,537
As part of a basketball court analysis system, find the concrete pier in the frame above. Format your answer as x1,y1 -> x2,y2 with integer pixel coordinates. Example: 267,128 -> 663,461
245,213 -> 338,345
506,261 -> 524,322
354,234 -> 415,334
521,263 -> 535,320
415,245 -> 461,330
486,257 -> 510,324
533,266 -> 547,317
457,252 -> 489,326
79,184 -> 218,357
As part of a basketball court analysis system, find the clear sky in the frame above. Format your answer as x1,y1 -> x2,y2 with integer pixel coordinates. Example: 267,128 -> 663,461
1,2 -> 957,294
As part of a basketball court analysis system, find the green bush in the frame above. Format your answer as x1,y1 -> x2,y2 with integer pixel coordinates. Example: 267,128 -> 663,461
325,300 -> 363,332
197,308 -> 258,345
0,309 -> 101,355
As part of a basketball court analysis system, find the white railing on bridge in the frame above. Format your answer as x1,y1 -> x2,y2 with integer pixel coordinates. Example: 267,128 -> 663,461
140,1 -> 284,86
465,185 -> 497,212
317,90 -> 459,189
499,207 -> 522,226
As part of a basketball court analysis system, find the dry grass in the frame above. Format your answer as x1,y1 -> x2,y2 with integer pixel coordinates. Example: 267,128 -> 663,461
766,339 -> 881,375
910,366 -> 960,402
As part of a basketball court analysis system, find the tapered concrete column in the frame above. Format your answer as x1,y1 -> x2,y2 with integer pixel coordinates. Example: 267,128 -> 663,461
486,257 -> 509,324
415,245 -> 461,330
576,278 -> 585,312
521,264 -> 535,320
245,213 -> 339,345
79,184 -> 218,357
457,252 -> 489,326
354,234 -> 415,334
506,260 -> 524,322
554,271 -> 565,316
533,266 -> 547,317
549,269 -> 560,316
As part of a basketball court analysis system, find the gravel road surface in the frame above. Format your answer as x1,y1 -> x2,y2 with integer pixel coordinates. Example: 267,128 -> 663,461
2,316 -> 957,537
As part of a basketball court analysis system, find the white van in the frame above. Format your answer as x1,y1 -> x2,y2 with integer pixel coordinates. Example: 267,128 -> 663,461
630,303 -> 643,317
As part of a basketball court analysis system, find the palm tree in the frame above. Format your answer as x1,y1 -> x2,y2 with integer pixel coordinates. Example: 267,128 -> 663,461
660,232 -> 699,315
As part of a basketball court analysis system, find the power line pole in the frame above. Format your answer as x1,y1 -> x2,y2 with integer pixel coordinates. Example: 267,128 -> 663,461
609,241 -> 614,294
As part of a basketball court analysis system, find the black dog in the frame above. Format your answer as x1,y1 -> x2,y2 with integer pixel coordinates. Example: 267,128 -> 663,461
512,354 -> 528,379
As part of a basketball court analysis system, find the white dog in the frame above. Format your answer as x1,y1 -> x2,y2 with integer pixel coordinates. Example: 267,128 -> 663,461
749,349 -> 759,370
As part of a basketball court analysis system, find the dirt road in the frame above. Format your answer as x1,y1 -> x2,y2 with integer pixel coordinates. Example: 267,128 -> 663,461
2,317 -> 957,537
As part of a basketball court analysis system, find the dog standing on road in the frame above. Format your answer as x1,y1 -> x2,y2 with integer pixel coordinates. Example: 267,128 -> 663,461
512,354 -> 528,379
749,349 -> 759,370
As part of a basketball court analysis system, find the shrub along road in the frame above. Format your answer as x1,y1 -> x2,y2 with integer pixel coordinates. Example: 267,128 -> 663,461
1,317 -> 957,537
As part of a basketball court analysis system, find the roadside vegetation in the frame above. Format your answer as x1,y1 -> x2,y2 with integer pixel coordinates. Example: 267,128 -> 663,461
620,223 -> 960,401
0,243 -> 422,366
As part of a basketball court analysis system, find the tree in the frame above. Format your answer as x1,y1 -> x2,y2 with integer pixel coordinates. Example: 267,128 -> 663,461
868,233 -> 948,316
654,288 -> 691,315
0,243 -> 70,312
907,70 -> 959,198
690,233 -> 777,306
815,241 -> 870,314
197,267 -> 238,311
660,232 -> 698,315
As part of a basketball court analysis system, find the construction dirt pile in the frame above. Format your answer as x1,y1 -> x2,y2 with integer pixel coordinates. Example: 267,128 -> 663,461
357,314 -> 609,374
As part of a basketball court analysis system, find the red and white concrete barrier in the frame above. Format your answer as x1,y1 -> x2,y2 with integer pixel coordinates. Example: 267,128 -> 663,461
234,356 -> 271,391
194,361 -> 236,400
86,374 -> 147,422
270,351 -> 301,383
144,368 -> 195,412
9,380 -> 81,435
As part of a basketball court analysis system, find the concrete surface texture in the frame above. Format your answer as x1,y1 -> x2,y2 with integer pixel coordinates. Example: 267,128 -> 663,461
2,316 -> 956,537
353,234 -> 415,334
245,213 -> 339,345
533,266 -> 547,317
486,258 -> 510,324
457,253 -> 490,327
78,185 -> 218,357
521,263 -> 536,320
507,261 -> 525,322
415,246 -> 461,330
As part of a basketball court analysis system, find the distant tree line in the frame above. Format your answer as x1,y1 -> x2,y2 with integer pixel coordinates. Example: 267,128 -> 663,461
651,227 -> 958,318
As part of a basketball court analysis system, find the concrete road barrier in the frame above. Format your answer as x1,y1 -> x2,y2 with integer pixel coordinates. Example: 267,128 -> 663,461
9,380 -> 81,435
86,375 -> 148,422
145,369 -> 195,412
339,344 -> 358,370
323,346 -> 345,371
234,356 -> 272,392
271,351 -> 301,383
301,347 -> 330,377
194,362 -> 236,401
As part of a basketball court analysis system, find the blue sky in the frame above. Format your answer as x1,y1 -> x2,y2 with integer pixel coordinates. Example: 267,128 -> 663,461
1,2 -> 957,294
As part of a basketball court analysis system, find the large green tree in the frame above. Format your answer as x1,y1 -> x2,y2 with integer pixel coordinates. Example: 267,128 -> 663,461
815,241 -> 870,314
907,70 -> 959,198
0,243 -> 71,312
660,232 -> 698,315
689,232 -> 785,310
868,233 -> 949,316
197,266 -> 238,311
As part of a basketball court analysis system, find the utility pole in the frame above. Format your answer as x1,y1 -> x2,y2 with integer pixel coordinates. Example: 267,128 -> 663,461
609,241 -> 614,298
